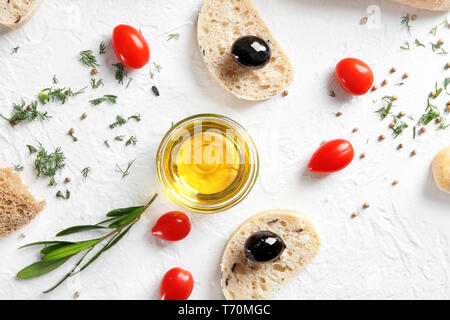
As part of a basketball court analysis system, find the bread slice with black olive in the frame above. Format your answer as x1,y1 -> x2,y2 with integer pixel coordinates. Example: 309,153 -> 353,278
197,0 -> 294,100
0,0 -> 43,29
220,210 -> 321,300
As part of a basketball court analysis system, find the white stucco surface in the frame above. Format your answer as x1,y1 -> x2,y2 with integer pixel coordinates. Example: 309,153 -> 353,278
0,0 -> 449,299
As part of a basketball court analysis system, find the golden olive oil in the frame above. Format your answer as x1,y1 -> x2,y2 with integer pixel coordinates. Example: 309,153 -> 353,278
161,119 -> 253,207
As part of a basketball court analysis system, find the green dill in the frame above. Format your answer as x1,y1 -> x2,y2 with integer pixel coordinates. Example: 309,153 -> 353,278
115,159 -> 135,178
79,50 -> 99,68
392,121 -> 408,138
429,25 -> 437,36
56,190 -> 70,200
395,82 -> 404,86
34,143 -> 65,186
104,140 -> 110,148
125,136 -> 137,146
400,41 -> 410,50
401,14 -> 412,33
112,62 -> 132,86
375,97 -> 394,120
14,164 -> 24,172
81,167 -> 90,179
149,62 -> 162,79
413,126 -> 416,139
430,41 -> 447,54
128,114 -> 141,122
418,100 -> 441,125
441,17 -> 449,27
99,41 -> 106,54
434,82 -> 443,99
438,122 -> 450,129
167,33 -> 180,41
328,90 -> 336,97
39,87 -> 86,104
0,100 -> 49,125
27,144 -> 38,154
114,135 -> 125,141
89,95 -> 118,105
444,77 -> 450,90
52,75 -> 58,84
90,78 -> 104,89
68,132 -> 78,142
414,39 -> 426,47
125,78 -> 132,89
11,46 -> 19,55
109,115 -> 127,129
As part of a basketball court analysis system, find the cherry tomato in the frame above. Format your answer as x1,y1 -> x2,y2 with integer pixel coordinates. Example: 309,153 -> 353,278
159,267 -> 194,300
152,211 -> 191,241
335,58 -> 374,95
112,24 -> 150,69
308,139 -> 354,173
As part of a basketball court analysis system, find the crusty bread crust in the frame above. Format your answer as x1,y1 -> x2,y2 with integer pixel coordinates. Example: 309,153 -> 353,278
197,0 -> 294,100
0,0 -> 43,29
432,146 -> 450,193
220,210 -> 320,300
391,0 -> 450,10
0,167 -> 46,238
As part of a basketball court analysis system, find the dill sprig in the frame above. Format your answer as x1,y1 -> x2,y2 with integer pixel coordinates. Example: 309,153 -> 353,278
39,87 -> 86,105
391,116 -> 409,138
429,25 -> 437,36
375,96 -> 394,120
115,135 -> 125,141
112,62 -> 133,87
14,164 -> 24,172
125,136 -> 137,146
34,143 -> 65,186
418,100 -> 442,125
89,95 -> 118,105
328,90 -> 336,97
149,62 -> 162,79
444,77 -> 450,90
430,41 -> 447,55
433,82 -> 443,99
401,14 -> 411,33
414,39 -> 426,47
90,78 -> 104,89
109,115 -> 127,129
99,41 -> 106,54
0,101 -> 50,125
11,46 -> 19,55
115,160 -> 135,178
56,190 -> 70,200
81,167 -> 90,179
104,140 -> 110,148
79,50 -> 99,68
16,194 -> 158,293
400,41 -> 410,50
167,33 -> 180,41
128,114 -> 141,122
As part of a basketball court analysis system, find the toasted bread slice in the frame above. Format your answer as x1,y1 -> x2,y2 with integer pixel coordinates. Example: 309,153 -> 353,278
220,210 -> 320,300
391,0 -> 449,10
0,0 -> 43,29
432,146 -> 450,193
197,0 -> 294,100
0,167 -> 45,238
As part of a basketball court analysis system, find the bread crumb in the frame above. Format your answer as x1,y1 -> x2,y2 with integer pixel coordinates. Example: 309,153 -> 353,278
19,233 -> 26,239
73,291 -> 80,299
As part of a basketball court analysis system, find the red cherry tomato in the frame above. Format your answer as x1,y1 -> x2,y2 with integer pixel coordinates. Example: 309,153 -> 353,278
335,58 -> 374,95
308,139 -> 355,173
159,267 -> 194,300
112,24 -> 150,69
152,211 -> 191,241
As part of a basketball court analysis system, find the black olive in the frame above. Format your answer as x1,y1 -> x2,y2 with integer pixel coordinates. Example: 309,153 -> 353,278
244,231 -> 286,263
231,36 -> 271,69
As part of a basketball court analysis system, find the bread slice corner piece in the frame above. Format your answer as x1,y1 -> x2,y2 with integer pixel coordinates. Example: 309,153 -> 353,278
391,0 -> 450,11
220,209 -> 320,300
197,0 -> 294,101
0,0 -> 43,29
0,167 -> 46,239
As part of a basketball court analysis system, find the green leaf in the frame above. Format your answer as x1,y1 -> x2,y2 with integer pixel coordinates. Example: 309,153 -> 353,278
56,225 -> 111,237
17,257 -> 70,279
42,239 -> 103,261
19,241 -> 74,249
106,206 -> 142,217
104,222 -> 136,251
40,243 -> 74,255
108,207 -> 145,228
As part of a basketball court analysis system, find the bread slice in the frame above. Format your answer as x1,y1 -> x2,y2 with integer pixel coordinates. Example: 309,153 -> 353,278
220,210 -> 320,300
197,0 -> 294,100
0,167 -> 45,238
0,0 -> 43,29
432,146 -> 450,193
391,0 -> 450,10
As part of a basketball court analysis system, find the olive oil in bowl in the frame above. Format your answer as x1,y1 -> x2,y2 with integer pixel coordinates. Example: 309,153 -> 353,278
156,114 -> 259,213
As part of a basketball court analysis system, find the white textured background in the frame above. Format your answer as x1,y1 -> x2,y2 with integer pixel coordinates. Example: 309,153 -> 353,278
0,0 -> 449,300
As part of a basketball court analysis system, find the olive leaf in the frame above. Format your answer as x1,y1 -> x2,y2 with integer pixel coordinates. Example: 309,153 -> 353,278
17,258 -> 71,279
16,193 -> 158,293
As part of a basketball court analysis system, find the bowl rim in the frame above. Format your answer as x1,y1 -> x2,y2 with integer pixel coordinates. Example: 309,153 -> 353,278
156,113 -> 260,214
